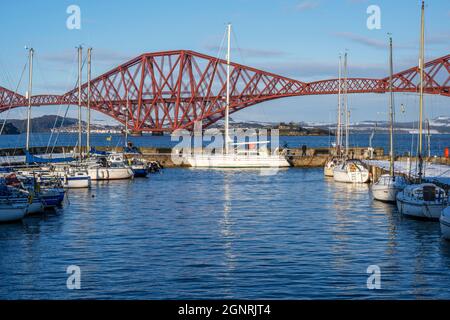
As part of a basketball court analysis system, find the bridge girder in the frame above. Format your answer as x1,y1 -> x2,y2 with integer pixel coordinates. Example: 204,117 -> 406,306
0,51 -> 448,132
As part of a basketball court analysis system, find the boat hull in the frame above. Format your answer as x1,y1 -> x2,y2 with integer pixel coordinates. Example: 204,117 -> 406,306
40,189 -> 65,208
440,207 -> 450,240
87,167 -> 134,180
131,166 -> 148,177
186,154 -> 290,168
333,168 -> 369,183
62,176 -> 91,188
372,176 -> 406,203
396,196 -> 445,220
26,199 -> 44,215
372,185 -> 399,202
0,202 -> 27,223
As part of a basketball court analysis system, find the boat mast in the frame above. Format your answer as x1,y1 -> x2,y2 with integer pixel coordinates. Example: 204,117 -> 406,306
87,47 -> 92,156
224,23 -> 231,155
388,35 -> 395,178
25,48 -> 34,152
125,94 -> 129,148
77,45 -> 83,160
343,52 -> 349,157
336,54 -> 342,155
418,0 -> 425,182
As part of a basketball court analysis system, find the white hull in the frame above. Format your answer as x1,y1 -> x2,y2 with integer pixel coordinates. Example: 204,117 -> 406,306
0,202 -> 27,222
396,183 -> 448,220
333,168 -> 369,183
186,154 -> 290,168
397,196 -> 446,220
373,185 -> 399,202
87,167 -> 134,180
62,177 -> 91,188
440,207 -> 450,240
372,175 -> 406,202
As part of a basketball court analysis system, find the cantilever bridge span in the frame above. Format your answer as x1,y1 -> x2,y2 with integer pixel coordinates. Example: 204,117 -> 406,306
0,50 -> 449,132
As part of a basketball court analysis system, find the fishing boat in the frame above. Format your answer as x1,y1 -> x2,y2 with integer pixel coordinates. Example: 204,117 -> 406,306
186,24 -> 290,169
440,206 -> 450,240
372,36 -> 407,202
396,1 -> 448,220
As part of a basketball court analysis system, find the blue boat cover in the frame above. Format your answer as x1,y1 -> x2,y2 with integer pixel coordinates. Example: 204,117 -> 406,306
25,152 -> 75,164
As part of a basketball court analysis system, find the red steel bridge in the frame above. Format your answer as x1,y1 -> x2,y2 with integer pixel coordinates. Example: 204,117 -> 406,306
0,50 -> 449,133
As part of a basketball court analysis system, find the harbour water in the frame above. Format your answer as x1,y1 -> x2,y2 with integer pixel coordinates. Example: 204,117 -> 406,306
1,168 -> 449,299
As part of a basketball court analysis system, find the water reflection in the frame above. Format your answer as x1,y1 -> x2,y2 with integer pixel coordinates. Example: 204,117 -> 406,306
0,168 -> 449,299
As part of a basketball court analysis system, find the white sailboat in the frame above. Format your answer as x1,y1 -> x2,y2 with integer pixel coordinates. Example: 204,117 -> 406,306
396,0 -> 448,220
332,53 -> 370,183
81,48 -> 134,181
372,36 -> 407,202
324,54 -> 343,177
186,24 -> 290,169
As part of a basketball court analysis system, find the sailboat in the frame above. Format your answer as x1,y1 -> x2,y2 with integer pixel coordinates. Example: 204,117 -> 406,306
324,54 -> 344,177
81,48 -> 133,181
332,53 -> 370,183
396,0 -> 448,220
185,24 -> 290,169
54,46 -> 91,188
372,36 -> 407,202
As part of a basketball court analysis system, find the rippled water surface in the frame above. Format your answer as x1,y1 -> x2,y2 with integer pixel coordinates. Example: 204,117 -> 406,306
1,168 -> 450,299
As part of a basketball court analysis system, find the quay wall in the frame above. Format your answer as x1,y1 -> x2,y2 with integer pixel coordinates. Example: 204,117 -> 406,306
1,146 -> 449,171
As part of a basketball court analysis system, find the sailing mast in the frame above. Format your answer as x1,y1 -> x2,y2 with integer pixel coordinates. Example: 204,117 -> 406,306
125,94 -> 129,148
77,45 -> 83,160
25,48 -> 34,152
388,36 -> 395,178
87,48 -> 92,156
417,0 -> 425,182
224,23 -> 231,155
343,52 -> 349,157
336,54 -> 342,155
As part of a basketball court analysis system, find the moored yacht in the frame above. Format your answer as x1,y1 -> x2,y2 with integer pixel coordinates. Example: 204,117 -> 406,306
185,24 -> 290,169
372,36 -> 407,202
397,183 -> 448,220
395,1 -> 447,220
372,174 -> 407,203
86,154 -> 134,180
333,159 -> 370,183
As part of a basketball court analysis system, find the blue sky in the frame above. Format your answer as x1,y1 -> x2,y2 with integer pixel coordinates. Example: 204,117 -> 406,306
0,0 -> 448,125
